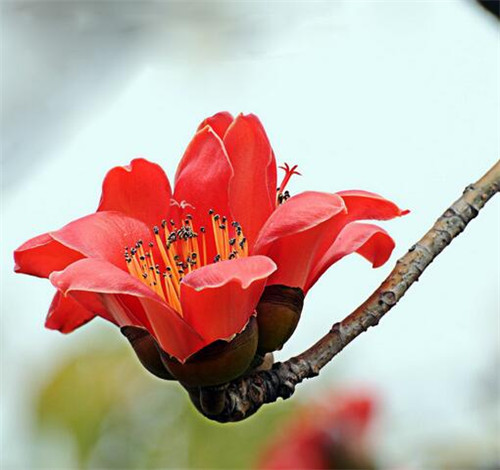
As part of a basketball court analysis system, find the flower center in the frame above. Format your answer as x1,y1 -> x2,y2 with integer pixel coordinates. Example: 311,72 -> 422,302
124,211 -> 248,315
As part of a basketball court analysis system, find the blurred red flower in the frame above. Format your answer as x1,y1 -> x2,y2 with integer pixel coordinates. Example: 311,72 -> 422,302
257,390 -> 377,469
14,112 -> 407,385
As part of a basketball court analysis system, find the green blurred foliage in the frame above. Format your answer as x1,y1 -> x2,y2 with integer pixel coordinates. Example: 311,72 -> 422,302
32,334 -> 500,470
35,337 -> 294,469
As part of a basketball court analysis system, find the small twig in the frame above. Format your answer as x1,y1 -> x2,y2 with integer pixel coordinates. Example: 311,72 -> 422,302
201,159 -> 500,422
477,0 -> 500,19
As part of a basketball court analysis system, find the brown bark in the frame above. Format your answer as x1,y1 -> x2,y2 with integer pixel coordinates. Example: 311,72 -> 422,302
197,159 -> 500,423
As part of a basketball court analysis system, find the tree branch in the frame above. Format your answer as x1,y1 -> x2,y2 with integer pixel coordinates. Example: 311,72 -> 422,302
198,160 -> 500,423
477,0 -> 500,19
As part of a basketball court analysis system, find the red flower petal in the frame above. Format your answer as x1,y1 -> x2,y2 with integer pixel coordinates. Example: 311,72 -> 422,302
197,111 -> 234,139
305,223 -> 395,292
224,114 -> 277,248
253,191 -> 346,289
174,126 -> 233,218
14,232 -> 84,278
45,291 -> 98,333
337,190 -> 409,221
174,126 -> 233,259
50,258 -> 205,362
180,256 -> 277,344
50,211 -> 152,269
356,226 -> 395,268
97,158 -> 173,228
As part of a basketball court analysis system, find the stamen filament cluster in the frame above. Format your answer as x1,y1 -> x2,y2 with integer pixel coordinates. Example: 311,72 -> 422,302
124,211 -> 248,315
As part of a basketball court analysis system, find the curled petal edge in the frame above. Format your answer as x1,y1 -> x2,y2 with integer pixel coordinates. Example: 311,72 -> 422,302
48,258 -> 206,363
253,191 -> 347,255
304,222 -> 396,293
182,255 -> 277,291
45,291 -> 98,333
14,232 -> 84,279
337,189 -> 410,221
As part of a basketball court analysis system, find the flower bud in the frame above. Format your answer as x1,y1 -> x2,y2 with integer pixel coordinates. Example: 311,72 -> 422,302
161,317 -> 258,387
121,326 -> 175,380
256,285 -> 304,353
184,384 -> 227,417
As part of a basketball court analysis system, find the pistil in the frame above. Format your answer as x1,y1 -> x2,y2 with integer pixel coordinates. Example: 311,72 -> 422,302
277,163 -> 301,205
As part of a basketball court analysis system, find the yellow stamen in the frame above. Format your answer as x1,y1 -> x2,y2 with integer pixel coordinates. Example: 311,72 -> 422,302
125,210 -> 247,317
211,214 -> 222,258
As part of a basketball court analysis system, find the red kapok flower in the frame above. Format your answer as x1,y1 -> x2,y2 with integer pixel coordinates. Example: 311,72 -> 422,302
14,112 -> 407,386
257,391 -> 377,469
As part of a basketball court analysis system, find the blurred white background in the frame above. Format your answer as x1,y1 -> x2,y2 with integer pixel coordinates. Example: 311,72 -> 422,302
1,1 -> 499,468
